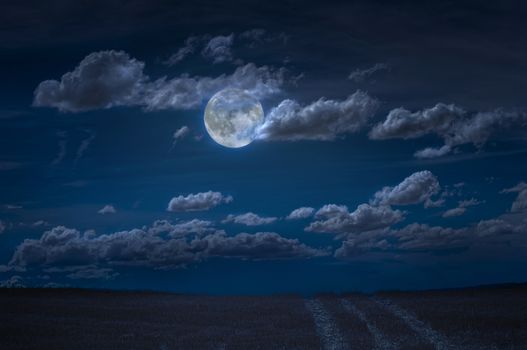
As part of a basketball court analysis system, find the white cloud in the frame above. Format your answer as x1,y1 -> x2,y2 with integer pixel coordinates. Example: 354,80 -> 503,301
442,207 -> 466,218
370,103 -> 527,158
286,207 -> 315,220
348,63 -> 389,82
167,191 -> 233,212
255,91 -> 378,141
52,131 -> 67,165
6,223 -> 327,272
97,205 -> 116,215
371,170 -> 441,208
74,129 -> 96,163
306,204 -> 404,236
501,182 -> 527,212
164,36 -> 200,65
222,212 -> 277,226
172,125 -> 190,147
201,34 -> 234,63
34,50 -> 286,112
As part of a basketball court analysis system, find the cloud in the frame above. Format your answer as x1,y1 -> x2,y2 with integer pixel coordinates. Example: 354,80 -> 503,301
167,191 -> 233,212
222,212 -> 278,226
414,145 -> 451,159
52,131 -> 67,165
172,125 -> 190,147
370,103 -> 464,142
0,220 -> 5,234
392,223 -> 468,250
306,204 -> 404,236
66,266 -> 118,280
501,182 -> 527,212
74,129 -> 96,163
286,207 -> 315,220
442,207 -> 466,218
148,219 -> 215,237
34,51 -> 146,112
305,171 -> 442,237
348,63 -> 389,82
334,236 -> 390,257
371,170 -> 441,208
369,103 -> 527,158
240,29 -> 267,43
34,50 -> 287,112
255,91 -> 378,141
201,34 -> 234,63
335,206 -> 527,258
0,275 -> 25,288
164,36 -> 200,65
97,204 -> 116,215
165,31 -> 286,66
239,29 -> 289,47
6,223 -> 327,272
204,231 -> 327,260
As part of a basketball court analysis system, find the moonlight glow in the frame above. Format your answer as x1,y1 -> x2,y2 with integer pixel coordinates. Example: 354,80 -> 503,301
204,88 -> 264,148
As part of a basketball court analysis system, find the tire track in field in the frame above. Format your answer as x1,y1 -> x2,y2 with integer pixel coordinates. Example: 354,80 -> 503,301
341,299 -> 395,350
305,298 -> 349,350
374,297 -> 457,350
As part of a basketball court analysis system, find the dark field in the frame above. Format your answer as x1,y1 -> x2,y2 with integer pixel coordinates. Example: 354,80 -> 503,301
1,284 -> 526,350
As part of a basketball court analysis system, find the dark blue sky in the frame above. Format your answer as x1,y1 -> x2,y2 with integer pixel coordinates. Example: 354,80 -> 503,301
1,0 -> 527,293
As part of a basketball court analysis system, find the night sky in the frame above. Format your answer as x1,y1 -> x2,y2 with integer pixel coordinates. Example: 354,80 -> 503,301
1,0 -> 527,294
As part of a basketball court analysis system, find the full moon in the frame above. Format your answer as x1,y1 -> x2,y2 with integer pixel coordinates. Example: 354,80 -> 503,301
204,88 -> 264,148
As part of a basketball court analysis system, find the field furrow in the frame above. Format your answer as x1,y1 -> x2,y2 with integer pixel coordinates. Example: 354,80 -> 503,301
341,298 -> 395,350
346,295 -> 435,350
374,297 -> 456,350
305,298 -> 349,350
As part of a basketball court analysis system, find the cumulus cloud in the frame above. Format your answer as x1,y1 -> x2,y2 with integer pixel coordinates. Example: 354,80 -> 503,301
255,91 -> 378,141
306,204 -> 404,236
392,223 -> 468,250
501,182 -> 527,212
34,50 -> 286,112
6,223 -> 326,272
335,236 -> 390,258
335,207 -> 527,258
34,51 -> 146,112
167,191 -> 233,212
348,63 -> 389,82
201,34 -> 234,63
371,170 -> 441,208
370,103 -> 527,158
286,207 -> 315,220
97,205 -> 116,215
204,231 -> 326,260
306,170 -> 444,238
222,212 -> 277,226
148,219 -> 215,237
